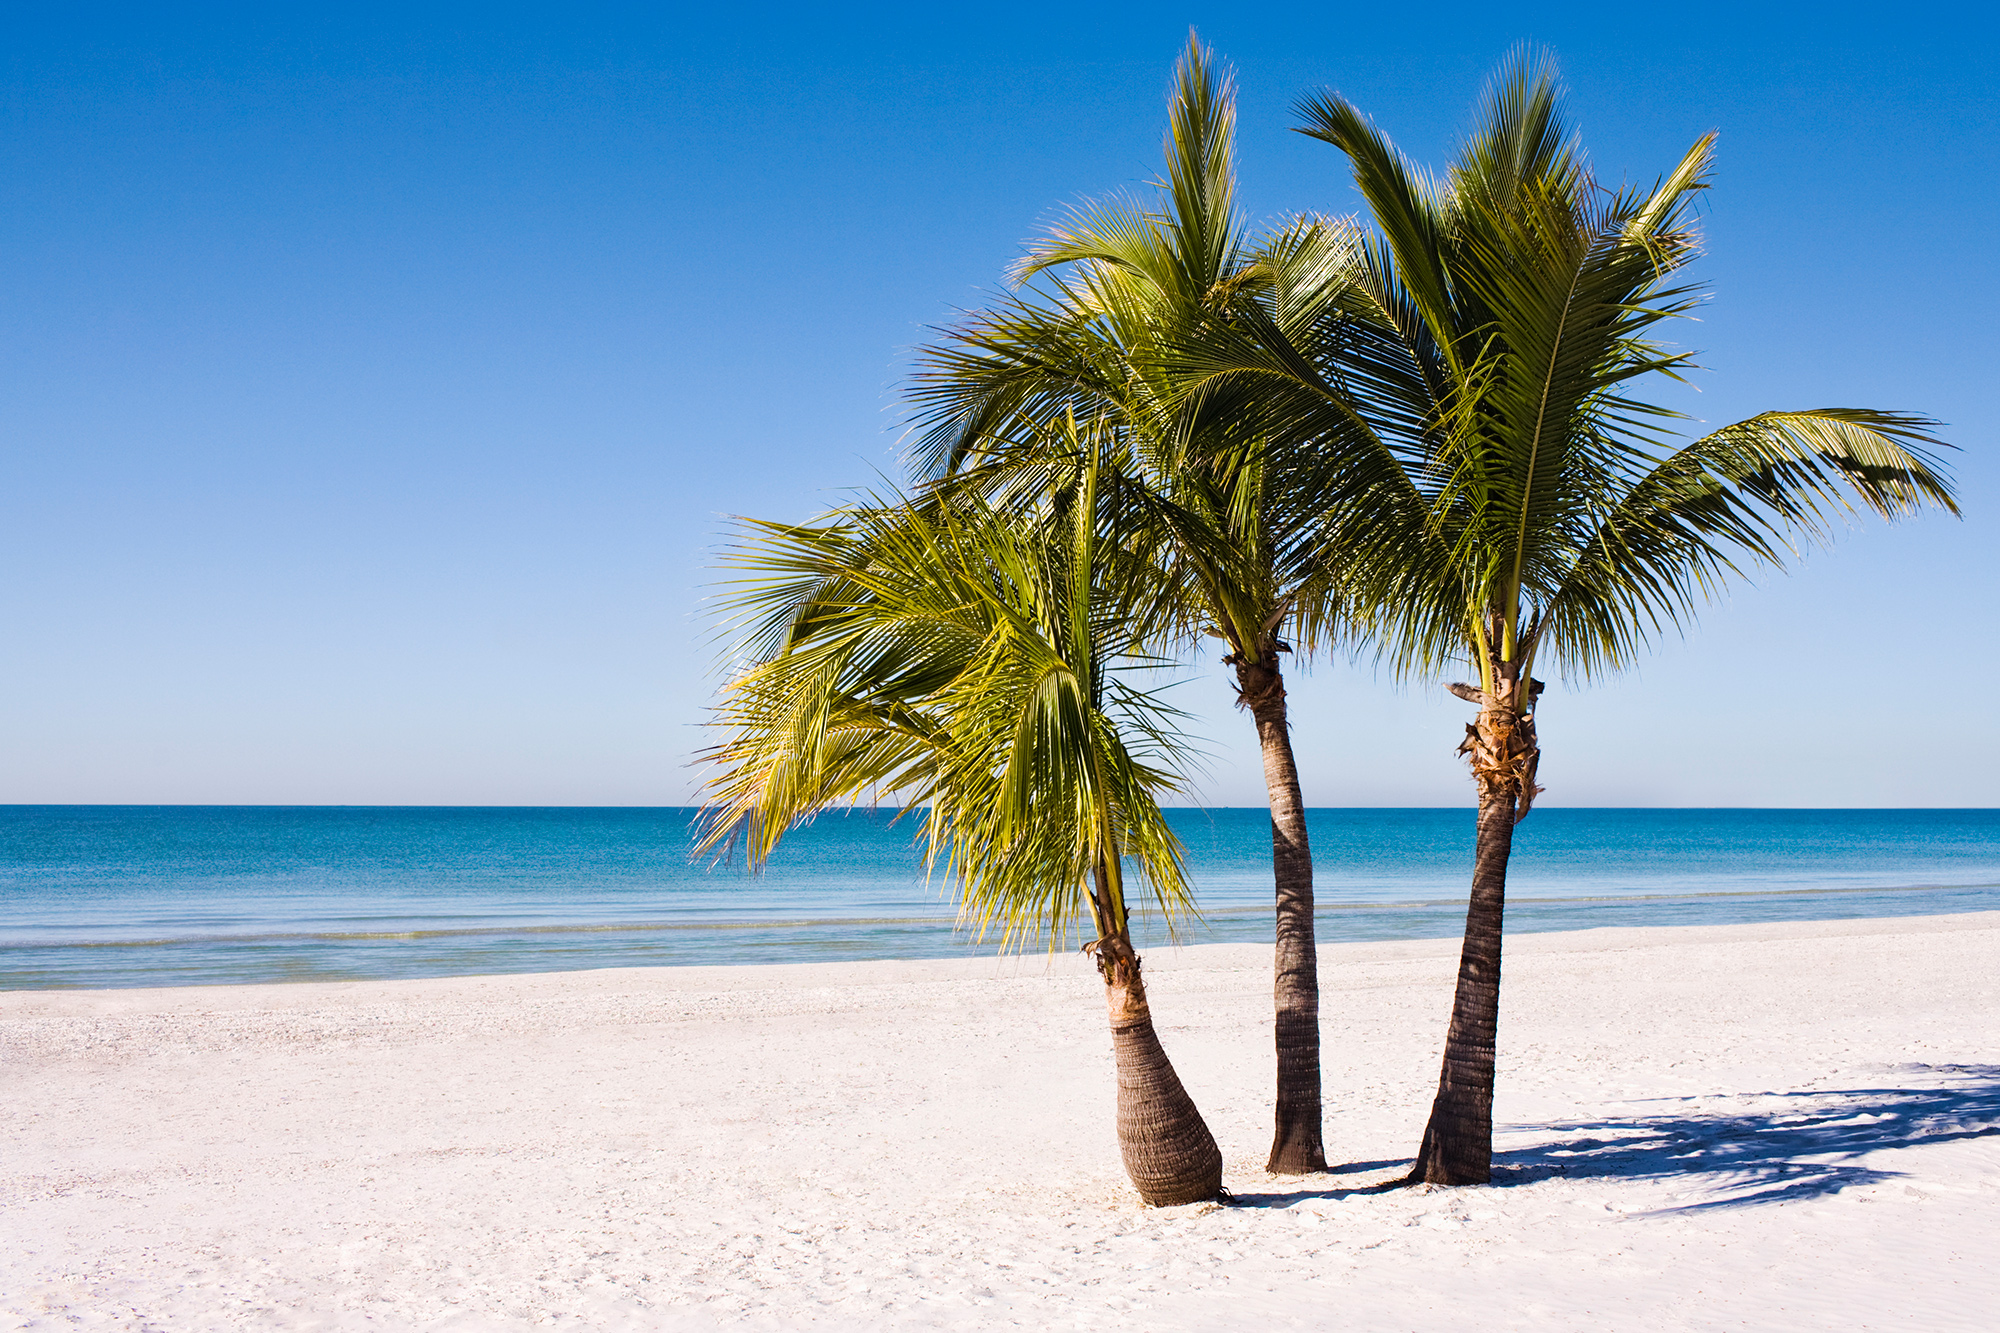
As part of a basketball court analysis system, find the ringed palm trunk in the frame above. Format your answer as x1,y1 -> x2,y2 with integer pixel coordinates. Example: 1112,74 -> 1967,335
1409,670 -> 1540,1186
1232,649 -> 1327,1175
1092,863 -> 1225,1206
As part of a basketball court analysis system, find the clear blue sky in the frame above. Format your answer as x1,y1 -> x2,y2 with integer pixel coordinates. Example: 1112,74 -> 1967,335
1,3 -> 1992,807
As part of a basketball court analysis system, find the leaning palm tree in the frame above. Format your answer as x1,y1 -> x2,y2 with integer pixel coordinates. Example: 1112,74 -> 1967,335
909,39 -> 1359,1175
699,455 -> 1225,1205
1190,54 -> 1958,1184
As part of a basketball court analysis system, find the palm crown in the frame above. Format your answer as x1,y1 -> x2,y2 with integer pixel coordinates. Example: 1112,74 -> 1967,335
698,453 -> 1195,951
1278,56 -> 1957,687
909,43 -> 1348,670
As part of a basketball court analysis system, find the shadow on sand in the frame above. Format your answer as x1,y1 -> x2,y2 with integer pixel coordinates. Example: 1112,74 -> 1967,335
1228,1064 -> 2000,1215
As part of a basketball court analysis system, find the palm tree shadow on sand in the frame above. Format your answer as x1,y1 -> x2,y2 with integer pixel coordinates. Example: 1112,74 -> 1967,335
1227,1064 -> 2000,1214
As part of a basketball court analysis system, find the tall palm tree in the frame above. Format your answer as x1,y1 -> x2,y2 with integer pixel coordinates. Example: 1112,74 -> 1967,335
1202,55 -> 1962,1184
910,39 -> 1358,1175
698,454 -> 1225,1205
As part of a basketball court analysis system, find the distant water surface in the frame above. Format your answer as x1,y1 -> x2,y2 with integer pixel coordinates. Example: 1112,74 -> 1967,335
1,806 -> 1995,988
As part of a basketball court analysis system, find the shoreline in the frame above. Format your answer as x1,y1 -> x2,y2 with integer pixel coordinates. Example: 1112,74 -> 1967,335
8,880 -> 1996,992
4,905 -> 1996,1003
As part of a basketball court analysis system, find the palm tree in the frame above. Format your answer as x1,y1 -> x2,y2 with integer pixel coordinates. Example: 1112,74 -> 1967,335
698,453 -> 1225,1205
1205,54 -> 1962,1184
909,39 -> 1356,1175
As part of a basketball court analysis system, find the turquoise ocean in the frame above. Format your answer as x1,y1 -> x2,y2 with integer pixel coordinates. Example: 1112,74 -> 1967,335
2,806 -> 1996,989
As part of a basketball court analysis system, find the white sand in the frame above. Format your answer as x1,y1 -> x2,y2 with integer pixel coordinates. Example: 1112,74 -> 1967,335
3,913 -> 1997,1332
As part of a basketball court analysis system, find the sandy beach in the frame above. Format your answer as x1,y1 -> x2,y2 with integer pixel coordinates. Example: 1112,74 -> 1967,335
4,912 -> 1996,1331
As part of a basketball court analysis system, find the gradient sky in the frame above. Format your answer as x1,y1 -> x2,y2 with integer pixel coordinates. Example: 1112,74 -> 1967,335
1,4 -> 1992,807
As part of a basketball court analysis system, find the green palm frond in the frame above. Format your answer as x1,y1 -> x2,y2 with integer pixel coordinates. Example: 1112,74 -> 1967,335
1530,409 -> 1958,678
1285,57 -> 1958,685
910,37 -> 1414,671
699,469 -> 1199,952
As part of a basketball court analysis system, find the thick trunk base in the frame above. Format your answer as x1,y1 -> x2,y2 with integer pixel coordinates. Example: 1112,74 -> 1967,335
1266,1110 -> 1326,1176
1409,1072 -> 1495,1185
1100,938 -> 1224,1206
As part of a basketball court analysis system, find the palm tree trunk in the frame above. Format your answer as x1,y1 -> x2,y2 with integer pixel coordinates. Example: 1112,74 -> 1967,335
1090,863 -> 1224,1206
1234,654 -> 1327,1175
1096,933 -> 1226,1204
1409,680 -> 1539,1186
